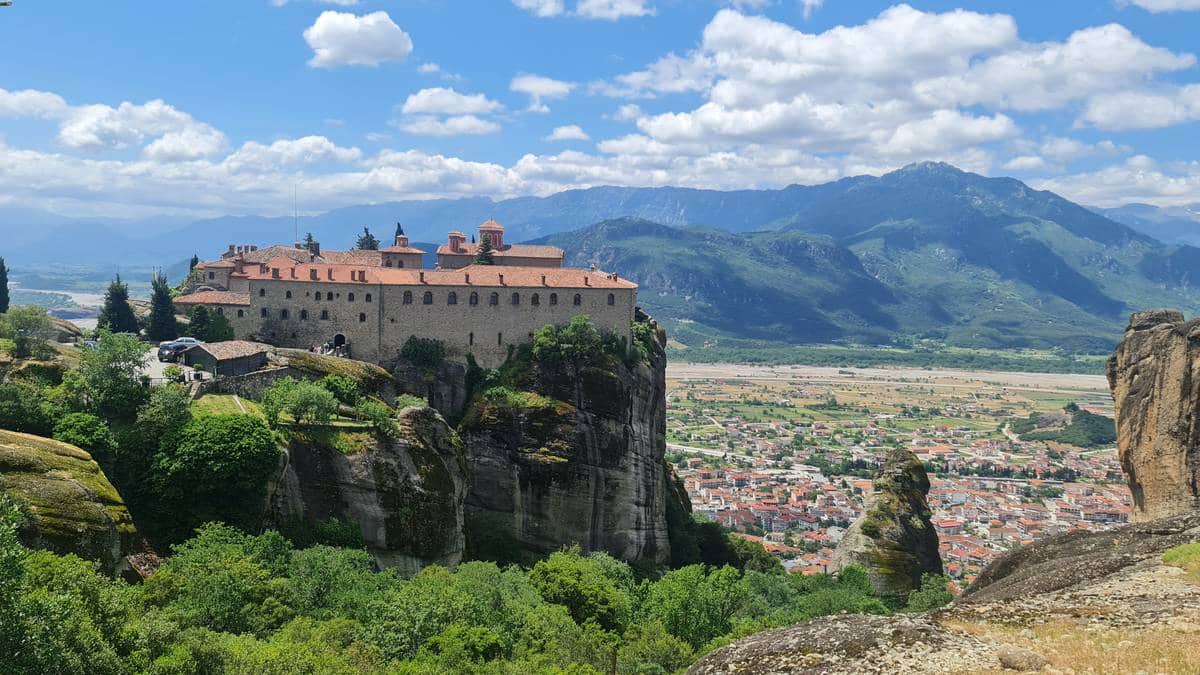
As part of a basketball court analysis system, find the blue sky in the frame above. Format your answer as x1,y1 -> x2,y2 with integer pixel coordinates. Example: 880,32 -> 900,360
1,0 -> 1199,219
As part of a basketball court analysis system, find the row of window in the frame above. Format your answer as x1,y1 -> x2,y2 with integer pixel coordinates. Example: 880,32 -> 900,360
257,307 -> 369,323
258,288 -> 374,303
402,290 -> 616,307
256,287 -> 618,308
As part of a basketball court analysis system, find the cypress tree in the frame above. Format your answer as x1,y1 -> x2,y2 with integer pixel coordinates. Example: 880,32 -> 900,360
0,257 -> 8,314
395,222 -> 405,238
146,272 -> 178,342
475,234 -> 495,265
98,275 -> 140,334
188,254 -> 200,271
355,226 -> 380,250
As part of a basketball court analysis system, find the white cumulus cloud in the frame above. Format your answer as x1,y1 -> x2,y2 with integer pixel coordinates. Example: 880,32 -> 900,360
303,11 -> 413,68
401,87 -> 503,116
510,74 -> 575,112
575,0 -> 654,20
545,125 -> 590,141
1124,0 -> 1200,12
511,0 -> 566,17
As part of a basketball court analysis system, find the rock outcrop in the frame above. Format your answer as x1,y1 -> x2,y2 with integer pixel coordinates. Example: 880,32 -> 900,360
1107,309 -> 1200,521
832,447 -> 942,595
0,429 -> 136,575
268,406 -> 467,573
691,512 -> 1200,674
459,313 -> 671,565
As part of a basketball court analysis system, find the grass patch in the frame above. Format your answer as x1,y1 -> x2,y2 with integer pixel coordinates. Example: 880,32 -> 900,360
192,394 -> 265,419
1163,543 -> 1200,583
286,425 -> 377,455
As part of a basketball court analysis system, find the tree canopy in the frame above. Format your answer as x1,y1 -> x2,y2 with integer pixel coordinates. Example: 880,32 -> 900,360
475,234 -> 495,265
146,272 -> 178,342
98,275 -> 140,335
356,227 -> 381,251
0,256 -> 8,314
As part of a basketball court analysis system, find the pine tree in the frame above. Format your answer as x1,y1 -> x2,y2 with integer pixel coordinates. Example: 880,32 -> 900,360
0,257 -> 8,315
146,273 -> 178,342
475,234 -> 495,265
98,275 -> 140,334
188,254 -> 200,271
304,232 -> 316,246
355,226 -> 380,250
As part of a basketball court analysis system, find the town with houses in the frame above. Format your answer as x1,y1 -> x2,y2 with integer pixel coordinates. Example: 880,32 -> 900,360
665,365 -> 1130,585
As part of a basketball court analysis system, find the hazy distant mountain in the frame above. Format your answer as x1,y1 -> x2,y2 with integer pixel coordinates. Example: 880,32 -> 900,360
538,164 -> 1200,352
1094,203 -> 1200,247
6,162 -> 1200,351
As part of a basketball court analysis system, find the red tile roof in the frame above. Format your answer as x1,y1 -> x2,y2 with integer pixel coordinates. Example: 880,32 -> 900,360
244,257 -> 636,289
174,291 -> 251,306
382,245 -> 426,254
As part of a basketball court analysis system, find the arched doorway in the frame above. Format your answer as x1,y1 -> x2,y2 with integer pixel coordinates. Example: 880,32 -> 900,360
333,333 -> 347,348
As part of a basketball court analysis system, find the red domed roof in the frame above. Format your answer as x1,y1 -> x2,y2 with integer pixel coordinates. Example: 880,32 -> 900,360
479,219 -> 504,231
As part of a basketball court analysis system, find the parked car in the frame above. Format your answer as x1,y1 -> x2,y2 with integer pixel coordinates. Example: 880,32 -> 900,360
157,337 -> 203,362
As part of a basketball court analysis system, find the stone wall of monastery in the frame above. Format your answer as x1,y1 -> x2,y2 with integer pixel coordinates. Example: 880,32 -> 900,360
207,278 -> 635,368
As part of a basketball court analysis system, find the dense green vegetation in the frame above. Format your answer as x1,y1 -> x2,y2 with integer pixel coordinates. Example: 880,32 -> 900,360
1012,403 -> 1117,448
0,502 -> 948,675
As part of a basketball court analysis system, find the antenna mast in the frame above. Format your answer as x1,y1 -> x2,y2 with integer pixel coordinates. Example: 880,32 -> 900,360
293,183 -> 298,243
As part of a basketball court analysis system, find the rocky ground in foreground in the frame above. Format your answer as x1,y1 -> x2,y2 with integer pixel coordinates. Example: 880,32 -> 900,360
689,513 -> 1200,674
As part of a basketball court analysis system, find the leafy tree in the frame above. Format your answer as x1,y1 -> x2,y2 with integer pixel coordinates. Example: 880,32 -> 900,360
355,227 -> 380,251
77,330 -> 150,419
638,565 -> 747,650
52,412 -> 117,462
616,620 -> 694,675
528,546 -> 631,633
400,336 -> 446,380
151,414 -> 280,537
355,399 -> 398,439
260,377 -> 337,427
905,573 -> 954,611
0,305 -> 55,359
135,383 -> 194,450
146,272 -> 179,342
184,305 -> 234,342
0,381 -> 58,436
532,315 -> 607,385
285,545 -> 376,616
98,275 -> 139,334
727,536 -> 785,575
474,234 -> 495,265
0,256 -> 8,314
319,374 -> 360,406
289,381 -> 338,425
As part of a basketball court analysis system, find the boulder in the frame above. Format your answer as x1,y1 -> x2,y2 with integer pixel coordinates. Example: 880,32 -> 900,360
832,447 -> 942,595
0,429 -> 136,575
1106,309 -> 1200,521
268,406 -> 467,573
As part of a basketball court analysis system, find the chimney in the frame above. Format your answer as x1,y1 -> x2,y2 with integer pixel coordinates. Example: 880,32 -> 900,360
234,258 -> 245,274
327,268 -> 334,281
584,276 -> 590,286
464,273 -> 470,284
499,273 -> 505,285
395,233 -> 409,248
227,244 -> 236,256
309,269 -> 318,280
541,275 -> 547,286
419,271 -> 425,284
289,267 -> 296,279
259,263 -> 268,273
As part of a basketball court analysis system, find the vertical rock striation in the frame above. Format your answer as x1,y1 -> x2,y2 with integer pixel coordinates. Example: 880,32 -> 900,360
459,313 -> 671,565
269,406 -> 467,573
1107,309 -> 1200,521
833,447 -> 942,595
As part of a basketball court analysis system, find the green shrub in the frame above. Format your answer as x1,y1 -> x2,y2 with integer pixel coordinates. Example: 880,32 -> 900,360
355,399 -> 398,439
52,412 -> 117,462
319,375 -> 361,407
905,573 -> 954,611
1163,543 -> 1200,582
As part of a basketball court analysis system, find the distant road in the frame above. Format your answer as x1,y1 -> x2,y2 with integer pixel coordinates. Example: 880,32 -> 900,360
667,443 -> 757,463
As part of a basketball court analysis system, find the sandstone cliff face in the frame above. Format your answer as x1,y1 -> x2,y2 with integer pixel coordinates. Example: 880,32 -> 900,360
833,447 -> 942,596
459,315 -> 671,565
0,429 -> 136,575
269,406 -> 467,573
1106,309 -> 1200,521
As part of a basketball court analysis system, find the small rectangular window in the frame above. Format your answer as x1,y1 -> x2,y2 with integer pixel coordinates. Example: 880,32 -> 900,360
321,310 -> 329,320
260,308 -> 268,317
